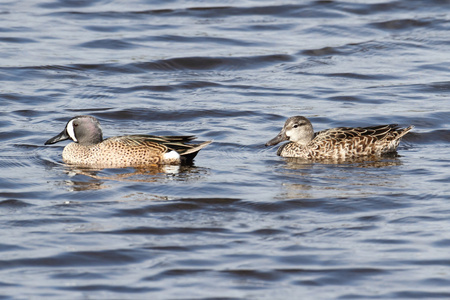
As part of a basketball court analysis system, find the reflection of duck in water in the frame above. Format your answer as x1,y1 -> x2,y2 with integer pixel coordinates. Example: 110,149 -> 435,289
266,116 -> 413,160
60,164 -> 208,192
45,115 -> 211,168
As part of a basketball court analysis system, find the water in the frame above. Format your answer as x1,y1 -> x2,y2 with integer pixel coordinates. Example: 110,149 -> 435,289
1,0 -> 449,298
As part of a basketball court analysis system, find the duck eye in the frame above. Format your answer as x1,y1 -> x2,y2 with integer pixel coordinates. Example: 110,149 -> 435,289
293,124 -> 299,128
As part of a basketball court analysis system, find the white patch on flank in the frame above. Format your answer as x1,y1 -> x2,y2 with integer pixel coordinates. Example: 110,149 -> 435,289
163,150 -> 180,162
66,120 -> 78,142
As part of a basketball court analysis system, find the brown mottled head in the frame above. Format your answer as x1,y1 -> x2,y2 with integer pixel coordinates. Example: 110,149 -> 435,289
266,116 -> 314,146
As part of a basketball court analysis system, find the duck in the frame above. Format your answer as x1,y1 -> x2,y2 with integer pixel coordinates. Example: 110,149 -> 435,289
44,115 -> 211,167
266,116 -> 413,159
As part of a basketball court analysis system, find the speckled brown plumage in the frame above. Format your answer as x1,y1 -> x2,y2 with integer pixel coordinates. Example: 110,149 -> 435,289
266,116 -> 413,160
62,136 -> 170,167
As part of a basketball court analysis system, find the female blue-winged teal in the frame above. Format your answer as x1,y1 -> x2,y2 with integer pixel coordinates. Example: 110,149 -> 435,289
45,115 -> 211,167
266,116 -> 413,159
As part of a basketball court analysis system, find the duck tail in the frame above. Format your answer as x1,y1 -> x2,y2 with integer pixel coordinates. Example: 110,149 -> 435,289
396,125 -> 414,139
181,141 -> 213,162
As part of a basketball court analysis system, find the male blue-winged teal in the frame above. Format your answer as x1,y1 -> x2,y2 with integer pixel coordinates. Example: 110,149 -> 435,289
45,115 -> 211,167
266,116 -> 413,159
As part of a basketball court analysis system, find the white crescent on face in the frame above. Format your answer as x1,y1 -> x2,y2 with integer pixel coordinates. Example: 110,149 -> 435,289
66,119 -> 78,142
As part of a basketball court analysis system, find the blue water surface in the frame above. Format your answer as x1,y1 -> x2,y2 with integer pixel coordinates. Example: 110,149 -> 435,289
0,0 -> 449,299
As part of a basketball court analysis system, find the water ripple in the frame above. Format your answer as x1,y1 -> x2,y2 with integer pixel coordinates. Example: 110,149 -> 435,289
132,54 -> 294,71
0,0 -> 449,298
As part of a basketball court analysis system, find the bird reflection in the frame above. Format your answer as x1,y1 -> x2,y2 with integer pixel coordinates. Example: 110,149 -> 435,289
282,154 -> 403,169
274,155 -> 404,200
60,164 -> 207,192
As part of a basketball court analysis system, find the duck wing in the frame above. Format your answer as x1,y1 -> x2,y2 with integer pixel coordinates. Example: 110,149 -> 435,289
313,124 -> 401,143
105,135 -> 210,156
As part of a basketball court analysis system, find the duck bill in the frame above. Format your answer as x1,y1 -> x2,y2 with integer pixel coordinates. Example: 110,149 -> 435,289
44,130 -> 70,145
265,130 -> 288,146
